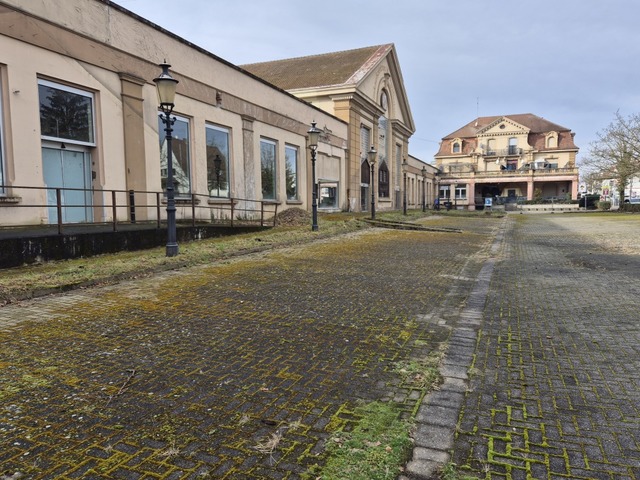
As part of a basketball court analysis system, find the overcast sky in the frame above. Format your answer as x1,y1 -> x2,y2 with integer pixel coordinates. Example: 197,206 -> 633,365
119,0 -> 640,164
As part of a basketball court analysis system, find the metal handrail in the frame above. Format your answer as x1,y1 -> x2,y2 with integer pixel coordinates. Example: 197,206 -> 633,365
0,184 -> 279,234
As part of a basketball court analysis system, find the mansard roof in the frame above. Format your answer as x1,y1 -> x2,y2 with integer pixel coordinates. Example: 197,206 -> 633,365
241,44 -> 393,90
443,114 -> 572,139
436,113 -> 578,157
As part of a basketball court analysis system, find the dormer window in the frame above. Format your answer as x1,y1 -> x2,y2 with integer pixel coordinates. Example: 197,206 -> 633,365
546,132 -> 558,148
452,141 -> 461,153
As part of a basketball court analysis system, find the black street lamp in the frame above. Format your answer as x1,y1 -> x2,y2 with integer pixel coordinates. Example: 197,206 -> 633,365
154,61 -> 179,257
421,165 -> 427,212
402,158 -> 408,215
434,170 -> 441,210
368,146 -> 377,219
308,121 -> 321,231
213,154 -> 222,197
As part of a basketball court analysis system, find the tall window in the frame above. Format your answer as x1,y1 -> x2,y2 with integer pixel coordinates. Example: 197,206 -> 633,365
39,79 -> 95,145
285,145 -> 298,200
508,137 -> 518,155
158,113 -> 191,196
378,115 -> 388,163
0,81 -> 5,192
395,144 -> 402,189
206,124 -> 230,198
487,138 -> 496,155
360,125 -> 370,160
260,138 -> 277,200
452,142 -> 461,153
378,161 -> 389,197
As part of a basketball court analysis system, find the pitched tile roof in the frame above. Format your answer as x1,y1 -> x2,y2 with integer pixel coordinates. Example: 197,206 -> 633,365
443,114 -> 572,139
241,44 -> 393,90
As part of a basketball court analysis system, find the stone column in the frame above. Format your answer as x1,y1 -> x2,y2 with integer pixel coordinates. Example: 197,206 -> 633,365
242,115 -> 255,201
119,73 -> 147,192
527,176 -> 535,200
467,178 -> 476,211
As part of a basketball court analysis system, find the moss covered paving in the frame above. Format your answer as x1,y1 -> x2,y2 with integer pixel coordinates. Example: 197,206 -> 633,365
0,215 -> 498,479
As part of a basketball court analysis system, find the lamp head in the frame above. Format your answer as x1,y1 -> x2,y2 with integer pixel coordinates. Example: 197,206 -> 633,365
308,121 -> 321,149
154,61 -> 179,112
368,145 -> 377,165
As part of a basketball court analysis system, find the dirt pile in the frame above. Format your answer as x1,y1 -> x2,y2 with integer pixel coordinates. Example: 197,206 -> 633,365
274,208 -> 312,226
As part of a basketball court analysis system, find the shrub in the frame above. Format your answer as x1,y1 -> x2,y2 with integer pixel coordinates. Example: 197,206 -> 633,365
597,201 -> 611,210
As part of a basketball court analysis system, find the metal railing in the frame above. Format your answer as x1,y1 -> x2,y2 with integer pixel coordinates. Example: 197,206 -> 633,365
0,184 -> 279,234
438,167 -> 578,179
483,147 -> 523,156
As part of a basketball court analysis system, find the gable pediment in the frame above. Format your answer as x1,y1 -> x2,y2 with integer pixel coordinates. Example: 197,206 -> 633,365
356,46 -> 415,133
477,117 -> 530,137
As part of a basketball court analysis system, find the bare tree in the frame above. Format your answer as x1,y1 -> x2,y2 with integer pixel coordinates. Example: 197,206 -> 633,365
581,112 -> 640,201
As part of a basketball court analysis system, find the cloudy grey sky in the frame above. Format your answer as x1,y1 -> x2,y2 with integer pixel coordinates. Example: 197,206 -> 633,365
119,0 -> 640,164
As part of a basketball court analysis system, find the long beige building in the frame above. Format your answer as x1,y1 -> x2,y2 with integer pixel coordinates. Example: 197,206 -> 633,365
0,0 -> 349,227
434,114 -> 579,209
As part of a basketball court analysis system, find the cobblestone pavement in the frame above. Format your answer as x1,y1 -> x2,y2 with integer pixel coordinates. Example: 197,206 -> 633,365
450,214 -> 640,480
3,214 -> 639,480
0,217 -> 498,479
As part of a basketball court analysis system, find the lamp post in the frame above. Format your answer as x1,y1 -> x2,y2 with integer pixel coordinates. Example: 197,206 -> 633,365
453,179 -> 458,210
435,170 -> 440,210
368,146 -> 377,219
402,158 -> 408,215
154,61 -> 179,257
213,154 -> 222,197
421,165 -> 427,212
308,121 -> 321,231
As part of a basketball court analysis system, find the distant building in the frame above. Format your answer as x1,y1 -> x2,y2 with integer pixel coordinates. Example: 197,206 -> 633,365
243,45 -> 436,213
434,114 -> 579,210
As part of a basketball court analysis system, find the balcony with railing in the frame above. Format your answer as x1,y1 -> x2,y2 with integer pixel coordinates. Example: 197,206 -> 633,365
483,147 -> 523,157
439,160 -> 578,177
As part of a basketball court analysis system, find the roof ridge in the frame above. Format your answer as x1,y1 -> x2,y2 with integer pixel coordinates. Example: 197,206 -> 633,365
240,44 -> 392,67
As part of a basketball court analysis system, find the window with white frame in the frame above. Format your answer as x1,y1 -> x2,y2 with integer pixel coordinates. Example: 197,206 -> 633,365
285,145 -> 298,200
487,138 -> 496,155
455,184 -> 467,199
158,113 -> 191,196
206,124 -> 230,198
38,79 -> 95,145
260,138 -> 277,200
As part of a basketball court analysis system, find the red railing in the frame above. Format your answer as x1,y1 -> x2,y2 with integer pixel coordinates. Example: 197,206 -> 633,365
0,185 -> 279,234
